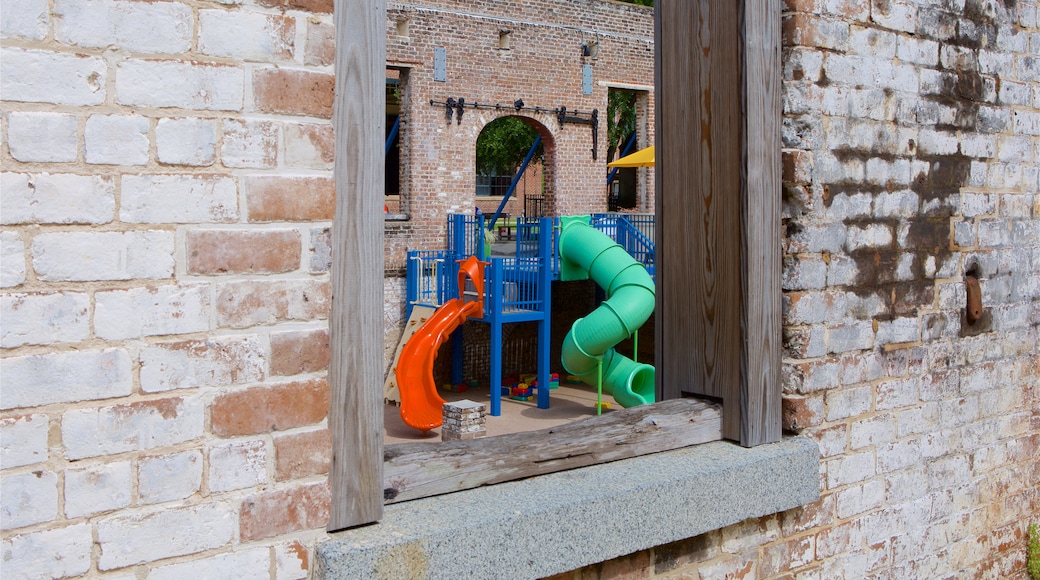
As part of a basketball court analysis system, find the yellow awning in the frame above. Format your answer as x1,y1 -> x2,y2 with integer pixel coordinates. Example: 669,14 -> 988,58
607,145 -> 654,168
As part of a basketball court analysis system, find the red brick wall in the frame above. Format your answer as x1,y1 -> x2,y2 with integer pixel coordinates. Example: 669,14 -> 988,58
380,0 -> 657,269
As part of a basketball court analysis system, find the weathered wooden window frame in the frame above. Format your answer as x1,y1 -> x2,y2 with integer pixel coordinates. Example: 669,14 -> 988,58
328,0 -> 781,531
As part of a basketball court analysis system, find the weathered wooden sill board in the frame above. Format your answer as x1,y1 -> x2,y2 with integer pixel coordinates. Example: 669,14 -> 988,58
383,398 -> 722,504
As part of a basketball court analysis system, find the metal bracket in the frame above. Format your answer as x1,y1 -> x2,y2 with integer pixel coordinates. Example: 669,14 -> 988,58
444,98 -> 455,124
427,100 -> 600,157
557,106 -> 599,160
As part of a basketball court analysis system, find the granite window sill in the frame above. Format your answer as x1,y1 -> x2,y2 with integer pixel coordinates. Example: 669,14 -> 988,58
316,437 -> 820,579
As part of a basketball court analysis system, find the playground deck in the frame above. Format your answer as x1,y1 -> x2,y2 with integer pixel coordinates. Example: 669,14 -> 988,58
387,213 -> 656,433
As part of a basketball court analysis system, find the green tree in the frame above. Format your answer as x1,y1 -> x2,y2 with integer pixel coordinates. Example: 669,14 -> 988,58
475,117 -> 542,176
607,89 -> 637,162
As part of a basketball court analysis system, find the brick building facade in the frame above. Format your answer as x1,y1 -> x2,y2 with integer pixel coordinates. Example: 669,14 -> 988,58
379,0 -> 656,269
1,1 -> 1037,579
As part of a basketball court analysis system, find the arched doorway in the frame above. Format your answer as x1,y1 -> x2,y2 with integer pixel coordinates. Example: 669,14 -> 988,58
474,115 -> 555,220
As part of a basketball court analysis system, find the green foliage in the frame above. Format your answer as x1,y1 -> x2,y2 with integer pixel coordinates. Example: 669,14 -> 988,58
607,90 -> 637,160
617,0 -> 653,5
475,117 -> 542,176
1029,522 -> 1040,580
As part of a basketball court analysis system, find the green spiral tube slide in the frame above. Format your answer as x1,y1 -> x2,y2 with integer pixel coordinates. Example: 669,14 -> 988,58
559,216 -> 656,408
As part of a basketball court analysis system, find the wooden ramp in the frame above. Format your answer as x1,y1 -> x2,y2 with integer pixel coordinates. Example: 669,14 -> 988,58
384,305 -> 436,404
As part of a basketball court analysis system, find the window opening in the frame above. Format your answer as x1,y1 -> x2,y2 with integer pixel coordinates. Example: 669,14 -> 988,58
606,88 -> 644,211
330,0 -> 780,531
474,116 -> 544,217
385,68 -> 408,217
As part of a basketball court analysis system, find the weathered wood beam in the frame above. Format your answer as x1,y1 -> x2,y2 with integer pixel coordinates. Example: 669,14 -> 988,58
328,0 -> 386,531
655,0 -> 743,419
740,0 -> 782,446
656,0 -> 781,447
383,399 -> 722,504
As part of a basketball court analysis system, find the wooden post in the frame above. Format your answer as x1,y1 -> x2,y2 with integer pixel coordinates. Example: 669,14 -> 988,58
740,0 -> 782,446
655,0 -> 781,446
328,0 -> 386,531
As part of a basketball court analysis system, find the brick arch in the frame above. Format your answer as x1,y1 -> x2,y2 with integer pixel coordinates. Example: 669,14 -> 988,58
473,113 -> 557,218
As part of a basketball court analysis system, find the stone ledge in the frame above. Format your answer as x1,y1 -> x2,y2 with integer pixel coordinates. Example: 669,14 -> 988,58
315,437 -> 820,579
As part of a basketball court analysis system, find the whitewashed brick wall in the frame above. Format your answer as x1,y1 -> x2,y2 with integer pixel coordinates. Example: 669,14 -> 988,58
1,0 -> 332,577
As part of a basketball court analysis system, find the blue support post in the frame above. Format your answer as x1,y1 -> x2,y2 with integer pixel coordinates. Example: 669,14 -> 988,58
606,132 -> 638,184
449,249 -> 465,385
478,214 -> 489,261
488,135 -> 542,231
536,217 -> 552,409
385,115 -> 400,155
489,259 -> 504,416
450,213 -> 466,259
405,252 -> 417,320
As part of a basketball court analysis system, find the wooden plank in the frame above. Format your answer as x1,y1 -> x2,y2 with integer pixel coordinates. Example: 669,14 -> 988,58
656,1 -> 743,419
740,0 -> 782,446
383,399 -> 722,504
328,0 -> 386,531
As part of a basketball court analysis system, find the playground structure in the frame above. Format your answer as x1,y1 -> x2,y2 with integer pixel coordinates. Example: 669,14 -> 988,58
387,213 -> 657,433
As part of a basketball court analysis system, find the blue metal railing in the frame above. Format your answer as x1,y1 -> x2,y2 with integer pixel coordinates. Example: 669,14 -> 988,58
590,213 -> 655,278
449,213 -> 490,259
410,213 -> 654,320
405,249 -> 452,319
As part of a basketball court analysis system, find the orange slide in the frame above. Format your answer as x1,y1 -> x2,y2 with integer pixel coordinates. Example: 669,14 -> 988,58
395,256 -> 485,433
